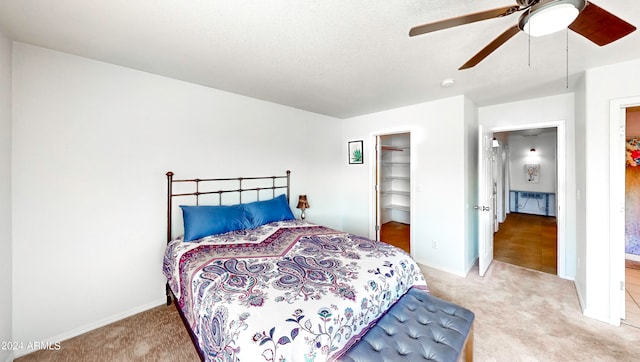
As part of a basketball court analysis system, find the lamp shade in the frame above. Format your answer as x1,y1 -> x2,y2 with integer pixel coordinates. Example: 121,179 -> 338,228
296,195 -> 309,209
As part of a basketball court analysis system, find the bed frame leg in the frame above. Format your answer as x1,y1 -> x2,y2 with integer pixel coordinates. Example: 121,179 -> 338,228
166,283 -> 172,305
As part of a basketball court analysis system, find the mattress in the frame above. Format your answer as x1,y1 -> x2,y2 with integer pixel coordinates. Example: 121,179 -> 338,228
163,219 -> 427,361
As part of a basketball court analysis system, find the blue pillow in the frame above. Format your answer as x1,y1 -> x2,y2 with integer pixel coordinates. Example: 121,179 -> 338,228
243,194 -> 295,228
180,205 -> 251,242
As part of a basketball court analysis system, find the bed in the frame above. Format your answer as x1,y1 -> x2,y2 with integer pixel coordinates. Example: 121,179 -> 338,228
162,170 -> 428,361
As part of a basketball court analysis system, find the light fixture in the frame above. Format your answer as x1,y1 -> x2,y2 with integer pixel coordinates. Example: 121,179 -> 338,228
440,78 -> 455,88
530,148 -> 536,153
296,195 -> 309,220
492,137 -> 500,148
519,0 -> 586,37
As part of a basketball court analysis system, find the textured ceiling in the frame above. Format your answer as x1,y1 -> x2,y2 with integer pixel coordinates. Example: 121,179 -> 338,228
0,0 -> 638,118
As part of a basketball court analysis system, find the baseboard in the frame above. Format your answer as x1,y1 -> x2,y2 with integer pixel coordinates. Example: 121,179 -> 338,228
559,273 -> 575,281
414,259 -> 468,277
582,308 -> 614,325
626,253 -> 640,262
12,298 -> 166,358
574,282 -> 613,325
466,257 -> 479,276
574,280 -> 586,315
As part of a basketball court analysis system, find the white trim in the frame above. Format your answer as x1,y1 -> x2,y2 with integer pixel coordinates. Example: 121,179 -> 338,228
627,254 -> 640,262
414,258 -> 470,278
12,298 -> 166,358
609,96 -> 640,326
369,128 -> 414,257
488,121 -> 568,279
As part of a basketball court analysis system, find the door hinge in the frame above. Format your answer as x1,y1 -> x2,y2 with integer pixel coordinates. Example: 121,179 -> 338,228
375,184 -> 379,191
620,126 -> 626,137
621,281 -> 625,291
375,225 -> 380,231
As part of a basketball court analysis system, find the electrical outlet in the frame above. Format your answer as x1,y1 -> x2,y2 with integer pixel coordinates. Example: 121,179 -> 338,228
432,241 -> 438,249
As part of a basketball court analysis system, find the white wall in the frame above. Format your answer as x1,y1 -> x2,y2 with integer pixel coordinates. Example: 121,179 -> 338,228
478,93 -> 577,280
0,32 -> 12,362
508,132 -> 557,194
341,95 -> 477,276
573,74 -> 587,314
11,43 -> 342,353
463,97 -> 478,271
583,58 -> 640,322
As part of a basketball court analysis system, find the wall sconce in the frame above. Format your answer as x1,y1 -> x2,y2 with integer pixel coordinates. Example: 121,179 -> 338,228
492,137 -> 500,148
296,195 -> 309,220
530,148 -> 536,153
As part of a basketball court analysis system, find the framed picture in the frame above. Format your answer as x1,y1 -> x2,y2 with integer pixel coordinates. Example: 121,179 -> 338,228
348,140 -> 363,164
525,164 -> 540,183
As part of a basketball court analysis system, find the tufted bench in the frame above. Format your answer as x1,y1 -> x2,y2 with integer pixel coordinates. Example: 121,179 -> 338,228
339,287 -> 475,362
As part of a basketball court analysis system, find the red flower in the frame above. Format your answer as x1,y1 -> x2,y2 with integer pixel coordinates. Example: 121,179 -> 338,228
632,150 -> 640,160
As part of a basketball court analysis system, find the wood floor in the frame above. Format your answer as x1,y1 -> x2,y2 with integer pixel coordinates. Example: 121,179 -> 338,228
380,221 -> 410,253
382,215 -> 558,274
494,212 -> 557,275
625,265 -> 640,328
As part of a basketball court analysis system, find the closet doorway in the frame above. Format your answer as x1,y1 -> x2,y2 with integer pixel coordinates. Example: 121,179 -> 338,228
376,133 -> 411,254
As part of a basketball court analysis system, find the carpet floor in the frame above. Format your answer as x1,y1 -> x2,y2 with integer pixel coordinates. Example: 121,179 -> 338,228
422,261 -> 640,362
16,261 -> 640,361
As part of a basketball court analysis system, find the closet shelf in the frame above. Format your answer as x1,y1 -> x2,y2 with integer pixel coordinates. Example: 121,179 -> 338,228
381,145 -> 408,151
381,161 -> 410,166
383,176 -> 410,181
381,190 -> 410,196
383,204 -> 410,212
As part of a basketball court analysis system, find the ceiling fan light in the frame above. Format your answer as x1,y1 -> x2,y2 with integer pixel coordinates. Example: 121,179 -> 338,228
523,3 -> 580,37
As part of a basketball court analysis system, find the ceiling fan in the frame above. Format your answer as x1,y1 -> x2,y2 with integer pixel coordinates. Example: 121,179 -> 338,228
409,0 -> 636,70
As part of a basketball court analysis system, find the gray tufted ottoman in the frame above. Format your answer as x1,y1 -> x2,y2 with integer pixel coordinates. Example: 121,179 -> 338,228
339,287 -> 475,362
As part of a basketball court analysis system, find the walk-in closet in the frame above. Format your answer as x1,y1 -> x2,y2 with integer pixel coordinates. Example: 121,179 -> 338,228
378,133 -> 410,253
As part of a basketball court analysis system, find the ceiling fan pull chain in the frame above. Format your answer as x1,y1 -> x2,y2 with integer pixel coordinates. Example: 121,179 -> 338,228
527,8 -> 531,67
566,27 -> 569,89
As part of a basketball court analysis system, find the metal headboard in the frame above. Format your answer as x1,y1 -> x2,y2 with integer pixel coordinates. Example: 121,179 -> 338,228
166,170 -> 291,243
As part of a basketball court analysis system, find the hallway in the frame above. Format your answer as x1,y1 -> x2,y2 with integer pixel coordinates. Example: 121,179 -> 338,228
494,212 -> 557,275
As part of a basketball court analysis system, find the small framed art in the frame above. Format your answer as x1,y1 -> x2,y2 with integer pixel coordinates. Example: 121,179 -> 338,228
525,164 -> 540,183
348,140 -> 363,164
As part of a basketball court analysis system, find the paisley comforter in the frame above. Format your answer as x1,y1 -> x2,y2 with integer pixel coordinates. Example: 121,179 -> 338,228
163,220 -> 427,362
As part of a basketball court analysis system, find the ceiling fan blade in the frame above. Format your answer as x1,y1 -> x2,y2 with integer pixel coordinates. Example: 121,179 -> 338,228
459,25 -> 521,70
409,5 -> 521,37
568,2 -> 636,46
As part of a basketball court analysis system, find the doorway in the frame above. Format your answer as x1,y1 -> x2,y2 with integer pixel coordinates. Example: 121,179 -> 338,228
479,121 -> 566,278
610,97 -> 640,326
623,107 -> 640,327
493,128 -> 559,275
376,133 -> 411,254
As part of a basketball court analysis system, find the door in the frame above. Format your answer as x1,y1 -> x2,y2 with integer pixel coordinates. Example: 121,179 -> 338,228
478,125 -> 495,276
